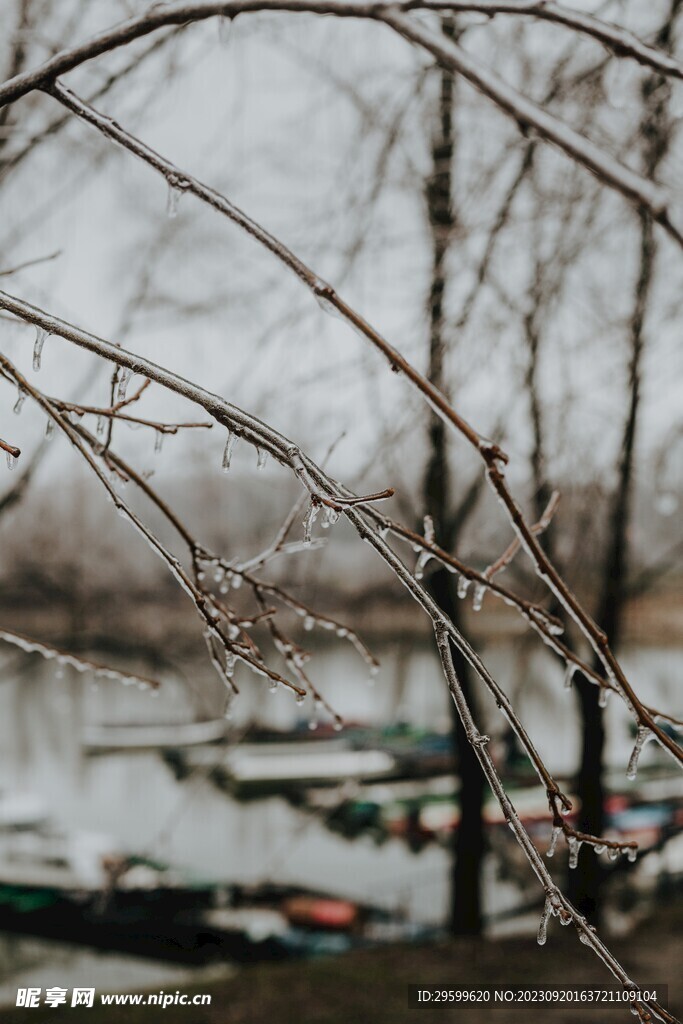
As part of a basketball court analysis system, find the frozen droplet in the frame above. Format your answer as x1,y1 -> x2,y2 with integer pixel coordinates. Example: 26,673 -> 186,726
626,847 -> 637,863
45,419 -> 54,440
213,566 -> 224,583
33,327 -> 48,371
255,447 -> 268,471
303,615 -> 315,632
457,575 -> 471,599
598,686 -> 610,708
217,13 -> 232,42
608,847 -> 619,861
13,386 -> 25,415
302,501 -> 320,546
321,506 -> 340,529
378,525 -> 389,539
295,693 -> 305,706
563,663 -> 577,690
166,181 -> 181,218
269,680 -> 278,694
222,431 -> 236,472
472,583 -> 485,612
567,836 -> 581,869
333,719 -> 343,732
626,725 -> 650,781
414,550 -> 431,580
116,367 -> 132,402
154,429 -> 164,454
6,451 -> 17,471
546,825 -> 561,858
594,844 -> 606,855
308,715 -> 318,731
231,573 -> 242,590
537,898 -> 551,945
579,929 -> 592,946
96,415 -> 106,436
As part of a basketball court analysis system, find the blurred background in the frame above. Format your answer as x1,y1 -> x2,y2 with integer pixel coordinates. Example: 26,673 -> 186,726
0,0 -> 681,1017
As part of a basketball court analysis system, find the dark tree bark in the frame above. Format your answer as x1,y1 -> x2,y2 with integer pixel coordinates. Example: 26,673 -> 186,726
569,5 -> 676,919
423,18 -> 485,936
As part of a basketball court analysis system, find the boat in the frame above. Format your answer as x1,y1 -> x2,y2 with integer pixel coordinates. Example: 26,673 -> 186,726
82,718 -> 230,752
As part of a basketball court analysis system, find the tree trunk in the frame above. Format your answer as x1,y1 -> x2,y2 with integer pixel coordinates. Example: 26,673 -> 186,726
422,17 -> 485,936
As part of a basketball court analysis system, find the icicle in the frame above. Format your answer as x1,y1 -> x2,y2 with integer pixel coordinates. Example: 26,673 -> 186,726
45,419 -> 54,440
218,13 -> 232,42
472,583 -> 485,612
563,663 -> 577,690
546,825 -> 561,858
626,725 -> 650,781
321,506 -> 340,529
423,514 -> 435,544
33,327 -> 48,371
166,181 -> 182,218
537,898 -> 552,945
96,415 -> 106,436
302,501 -> 319,546
567,836 -> 581,869
255,446 -> 268,471
598,686 -> 610,708
457,575 -> 471,599
13,386 -> 25,415
116,367 -> 132,402
154,429 -> 164,454
6,451 -> 17,471
221,431 -> 236,472
414,550 -> 431,580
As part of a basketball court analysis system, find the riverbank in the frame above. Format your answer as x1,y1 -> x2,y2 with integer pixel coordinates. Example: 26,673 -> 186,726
4,902 -> 680,1023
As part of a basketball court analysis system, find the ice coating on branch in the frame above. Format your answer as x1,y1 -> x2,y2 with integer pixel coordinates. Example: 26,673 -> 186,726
256,447 -> 268,471
5,452 -> 17,471
626,725 -> 651,780
221,431 -> 236,472
472,583 -> 485,612
457,575 -> 471,599
563,663 -> 577,689
116,367 -> 132,402
567,836 -> 581,869
45,419 -> 54,440
546,825 -> 561,858
13,386 -> 25,415
302,501 -> 320,546
321,506 -> 340,529
537,898 -> 552,945
33,327 -> 48,371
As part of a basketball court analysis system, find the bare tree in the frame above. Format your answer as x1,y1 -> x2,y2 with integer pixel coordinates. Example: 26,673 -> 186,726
0,5 -> 682,1022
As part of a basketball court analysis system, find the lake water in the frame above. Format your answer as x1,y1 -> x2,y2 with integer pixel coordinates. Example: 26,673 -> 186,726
0,635 -> 679,999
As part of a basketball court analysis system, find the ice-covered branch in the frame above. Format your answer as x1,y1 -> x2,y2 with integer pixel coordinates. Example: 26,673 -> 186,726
0,628 -> 160,690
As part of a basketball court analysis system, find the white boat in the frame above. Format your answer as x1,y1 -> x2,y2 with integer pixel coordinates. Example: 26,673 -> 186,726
82,719 -> 229,752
